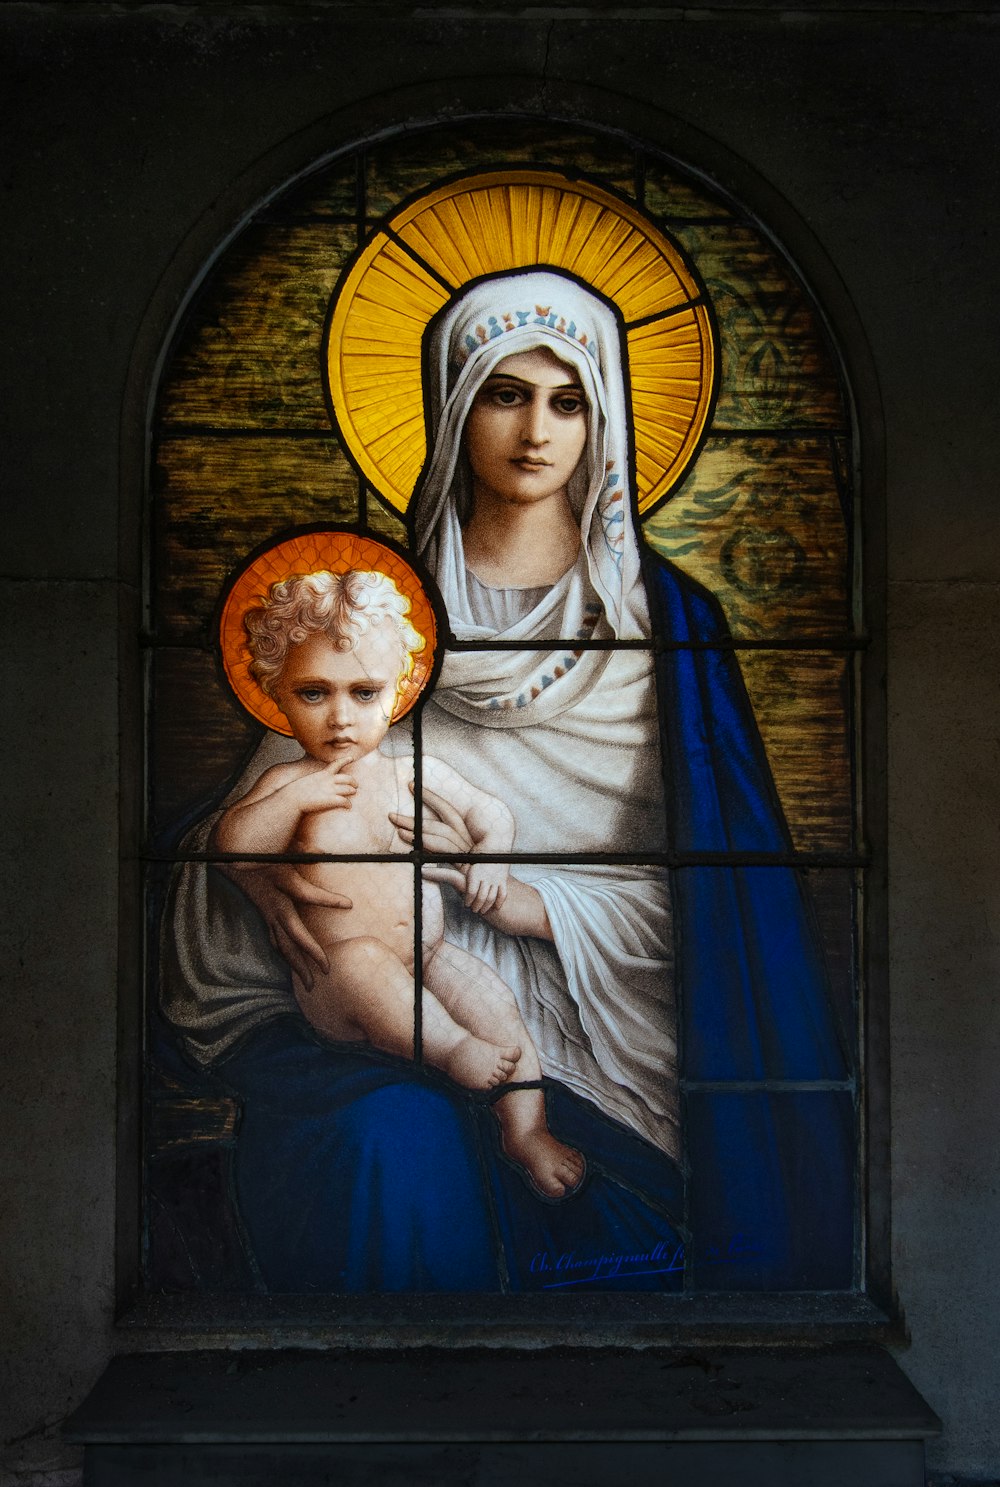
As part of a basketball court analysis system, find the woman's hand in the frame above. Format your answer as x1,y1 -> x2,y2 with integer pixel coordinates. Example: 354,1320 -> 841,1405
477,876 -> 552,941
462,863 -> 509,915
389,783 -> 475,856
390,783 -> 550,936
391,783 -> 479,898
221,862 -> 352,990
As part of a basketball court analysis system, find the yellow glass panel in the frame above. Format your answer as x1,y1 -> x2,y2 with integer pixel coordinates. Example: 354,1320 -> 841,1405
327,171 -> 716,516
328,230 -> 450,511
627,303 -> 714,512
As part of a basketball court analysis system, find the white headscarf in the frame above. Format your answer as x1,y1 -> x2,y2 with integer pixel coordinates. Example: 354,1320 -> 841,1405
411,272 -> 678,1158
415,271 -> 651,726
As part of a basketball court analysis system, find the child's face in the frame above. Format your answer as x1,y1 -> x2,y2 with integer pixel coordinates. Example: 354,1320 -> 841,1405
272,625 -> 405,766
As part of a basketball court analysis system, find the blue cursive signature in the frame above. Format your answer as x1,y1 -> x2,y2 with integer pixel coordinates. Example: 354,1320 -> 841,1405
530,1234 -> 762,1288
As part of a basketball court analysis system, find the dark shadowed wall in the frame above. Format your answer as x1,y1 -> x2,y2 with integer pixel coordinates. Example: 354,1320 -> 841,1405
1,3 -> 998,1479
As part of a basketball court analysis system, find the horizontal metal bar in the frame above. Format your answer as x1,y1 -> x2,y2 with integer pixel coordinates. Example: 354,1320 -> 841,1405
155,424 -> 333,440
682,1081 -> 856,1094
140,632 -> 870,652
256,213 -> 361,227
705,424 -> 851,440
439,635 -> 870,652
142,849 -> 870,868
625,295 -> 705,332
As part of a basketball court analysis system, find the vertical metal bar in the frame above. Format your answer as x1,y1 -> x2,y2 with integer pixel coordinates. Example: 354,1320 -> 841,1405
412,704 -> 424,1066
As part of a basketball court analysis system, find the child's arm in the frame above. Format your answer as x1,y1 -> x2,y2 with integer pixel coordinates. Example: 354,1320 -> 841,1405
389,769 -> 551,938
422,757 -> 515,852
212,759 -> 357,857
421,756 -> 514,914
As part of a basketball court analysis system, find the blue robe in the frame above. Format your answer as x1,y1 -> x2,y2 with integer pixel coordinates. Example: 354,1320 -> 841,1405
192,553 -> 855,1294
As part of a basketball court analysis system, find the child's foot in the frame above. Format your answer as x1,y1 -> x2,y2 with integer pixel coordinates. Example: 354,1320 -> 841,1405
439,1036 -> 521,1091
502,1127 -> 586,1199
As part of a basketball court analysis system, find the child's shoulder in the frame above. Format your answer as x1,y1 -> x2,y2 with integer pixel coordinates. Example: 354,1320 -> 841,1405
382,752 -> 413,798
267,755 -> 315,779
253,756 -> 316,791
382,746 -> 414,779
421,754 -> 462,787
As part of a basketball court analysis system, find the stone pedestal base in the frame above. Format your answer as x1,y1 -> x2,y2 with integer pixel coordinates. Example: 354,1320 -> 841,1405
67,1346 -> 940,1487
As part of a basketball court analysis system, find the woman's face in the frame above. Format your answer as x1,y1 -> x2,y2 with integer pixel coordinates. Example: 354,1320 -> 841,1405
462,347 -> 588,511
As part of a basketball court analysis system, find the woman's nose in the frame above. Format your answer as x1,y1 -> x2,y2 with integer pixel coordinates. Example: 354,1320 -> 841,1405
522,393 -> 550,446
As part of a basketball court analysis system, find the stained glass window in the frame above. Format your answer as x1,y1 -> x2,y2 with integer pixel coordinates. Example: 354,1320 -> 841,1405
145,120 -> 861,1304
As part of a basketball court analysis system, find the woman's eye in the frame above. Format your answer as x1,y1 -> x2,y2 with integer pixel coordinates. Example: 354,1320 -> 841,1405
480,384 -> 523,406
353,688 -> 378,703
554,394 -> 586,416
298,688 -> 326,703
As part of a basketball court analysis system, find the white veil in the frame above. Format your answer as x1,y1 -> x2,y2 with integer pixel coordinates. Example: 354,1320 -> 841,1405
418,272 -> 648,633
413,270 -> 679,1159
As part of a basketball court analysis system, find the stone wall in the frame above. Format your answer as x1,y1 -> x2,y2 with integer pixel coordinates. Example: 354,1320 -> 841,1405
2,3 -> 998,1478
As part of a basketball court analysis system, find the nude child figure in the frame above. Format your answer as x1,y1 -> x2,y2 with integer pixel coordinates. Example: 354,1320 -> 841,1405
213,568 -> 585,1200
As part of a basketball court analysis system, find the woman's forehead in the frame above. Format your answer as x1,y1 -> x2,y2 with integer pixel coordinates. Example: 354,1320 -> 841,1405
486,346 -> 583,387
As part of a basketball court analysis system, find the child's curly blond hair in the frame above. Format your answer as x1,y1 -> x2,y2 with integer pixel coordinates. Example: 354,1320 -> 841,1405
244,569 -> 424,698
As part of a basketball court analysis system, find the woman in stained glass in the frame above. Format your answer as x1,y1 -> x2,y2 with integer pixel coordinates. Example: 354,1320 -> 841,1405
163,252 -> 853,1294
406,272 -> 680,1169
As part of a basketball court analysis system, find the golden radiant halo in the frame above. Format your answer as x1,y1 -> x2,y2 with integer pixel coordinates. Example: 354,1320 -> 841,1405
219,531 -> 438,736
325,169 -> 716,517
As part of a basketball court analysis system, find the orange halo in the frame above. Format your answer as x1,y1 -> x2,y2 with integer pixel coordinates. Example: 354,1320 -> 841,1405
219,531 -> 438,736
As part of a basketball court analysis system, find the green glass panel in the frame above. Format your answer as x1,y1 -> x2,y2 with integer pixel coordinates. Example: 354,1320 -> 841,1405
643,434 -> 851,638
153,435 -> 358,640
148,647 -> 260,846
676,222 -> 846,429
160,222 -> 357,429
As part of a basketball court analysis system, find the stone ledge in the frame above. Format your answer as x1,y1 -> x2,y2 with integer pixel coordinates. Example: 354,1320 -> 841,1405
115,1288 -> 896,1340
66,1345 -> 940,1446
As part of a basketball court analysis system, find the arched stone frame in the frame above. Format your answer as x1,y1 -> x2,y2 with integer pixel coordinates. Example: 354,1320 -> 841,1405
116,78 -> 889,1336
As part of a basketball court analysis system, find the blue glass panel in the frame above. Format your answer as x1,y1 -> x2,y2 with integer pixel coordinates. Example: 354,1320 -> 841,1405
676,866 -> 852,1083
686,1090 -> 855,1291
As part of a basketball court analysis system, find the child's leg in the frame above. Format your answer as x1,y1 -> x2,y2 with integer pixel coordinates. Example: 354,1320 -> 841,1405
423,938 -> 586,1199
296,936 -> 520,1091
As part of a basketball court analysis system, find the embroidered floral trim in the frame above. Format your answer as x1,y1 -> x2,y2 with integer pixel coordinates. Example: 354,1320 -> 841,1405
598,469 -> 625,573
485,638 -> 598,710
462,305 -> 597,362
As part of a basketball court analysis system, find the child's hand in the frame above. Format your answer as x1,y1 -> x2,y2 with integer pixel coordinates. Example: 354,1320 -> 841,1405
297,760 -> 358,814
463,863 -> 509,916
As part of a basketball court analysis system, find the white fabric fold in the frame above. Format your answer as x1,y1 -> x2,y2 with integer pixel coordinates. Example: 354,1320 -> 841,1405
417,270 -> 679,1156
416,271 -> 649,644
161,731 -> 304,1065
440,863 -> 678,1158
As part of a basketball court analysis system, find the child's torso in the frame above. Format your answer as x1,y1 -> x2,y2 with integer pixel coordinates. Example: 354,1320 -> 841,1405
294,752 -> 409,856
293,754 -> 416,962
